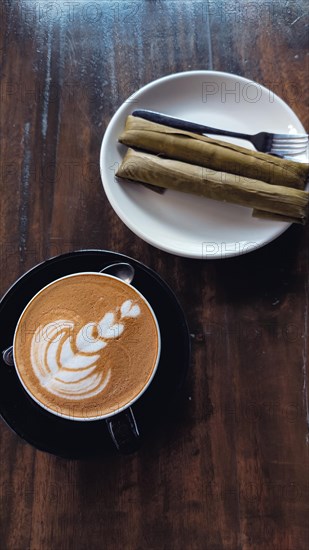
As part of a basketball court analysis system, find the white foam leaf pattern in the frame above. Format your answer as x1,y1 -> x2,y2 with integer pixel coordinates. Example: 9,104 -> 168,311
121,300 -> 141,318
30,301 -> 141,401
60,337 -> 100,370
97,312 -> 124,339
76,323 -> 107,354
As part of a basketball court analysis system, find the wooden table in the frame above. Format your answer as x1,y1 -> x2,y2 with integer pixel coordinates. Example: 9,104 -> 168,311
0,1 -> 308,548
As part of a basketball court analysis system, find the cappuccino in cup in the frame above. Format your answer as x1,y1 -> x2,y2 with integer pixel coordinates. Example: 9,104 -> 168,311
13,273 -> 160,420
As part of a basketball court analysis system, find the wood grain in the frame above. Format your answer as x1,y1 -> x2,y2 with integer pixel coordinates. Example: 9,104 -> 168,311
0,1 -> 308,549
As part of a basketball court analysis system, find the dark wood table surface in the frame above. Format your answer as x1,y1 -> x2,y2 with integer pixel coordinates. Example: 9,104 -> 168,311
0,1 -> 308,549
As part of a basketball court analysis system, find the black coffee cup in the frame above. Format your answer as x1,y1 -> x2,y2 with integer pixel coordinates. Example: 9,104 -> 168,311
5,272 -> 161,454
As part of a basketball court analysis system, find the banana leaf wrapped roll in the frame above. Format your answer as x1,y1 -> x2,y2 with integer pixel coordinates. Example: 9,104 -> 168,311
116,149 -> 309,225
119,116 -> 309,190
252,210 -> 302,224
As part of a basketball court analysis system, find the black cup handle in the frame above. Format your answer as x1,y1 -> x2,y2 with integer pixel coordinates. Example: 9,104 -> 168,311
105,407 -> 140,454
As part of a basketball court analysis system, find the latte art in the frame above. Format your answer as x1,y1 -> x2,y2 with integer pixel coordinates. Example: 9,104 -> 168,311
13,273 -> 160,419
31,300 -> 141,400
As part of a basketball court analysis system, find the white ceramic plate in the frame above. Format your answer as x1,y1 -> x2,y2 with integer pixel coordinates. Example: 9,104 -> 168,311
100,71 -> 308,259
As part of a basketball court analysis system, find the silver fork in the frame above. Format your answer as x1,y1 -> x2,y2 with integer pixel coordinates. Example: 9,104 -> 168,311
132,110 -> 309,157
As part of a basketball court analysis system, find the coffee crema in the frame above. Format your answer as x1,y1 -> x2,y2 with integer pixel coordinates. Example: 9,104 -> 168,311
14,273 -> 159,419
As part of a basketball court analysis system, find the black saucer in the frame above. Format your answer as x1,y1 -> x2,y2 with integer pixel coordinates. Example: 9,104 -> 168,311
0,250 -> 190,458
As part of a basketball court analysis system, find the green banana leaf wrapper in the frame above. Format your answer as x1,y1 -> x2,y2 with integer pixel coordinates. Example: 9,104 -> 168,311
116,149 -> 309,225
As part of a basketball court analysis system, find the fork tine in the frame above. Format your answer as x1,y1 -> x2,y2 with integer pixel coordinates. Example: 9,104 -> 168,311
272,144 -> 308,150
271,141 -> 307,149
272,138 -> 308,144
272,137 -> 308,143
272,133 -> 308,139
272,139 -> 308,146
271,146 -> 308,153
270,148 -> 308,156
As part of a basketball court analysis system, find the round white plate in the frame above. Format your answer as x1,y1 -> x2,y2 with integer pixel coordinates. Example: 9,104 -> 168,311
100,71 -> 307,259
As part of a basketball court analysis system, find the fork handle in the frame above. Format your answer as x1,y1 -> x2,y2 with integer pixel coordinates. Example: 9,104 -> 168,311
132,109 -> 252,141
